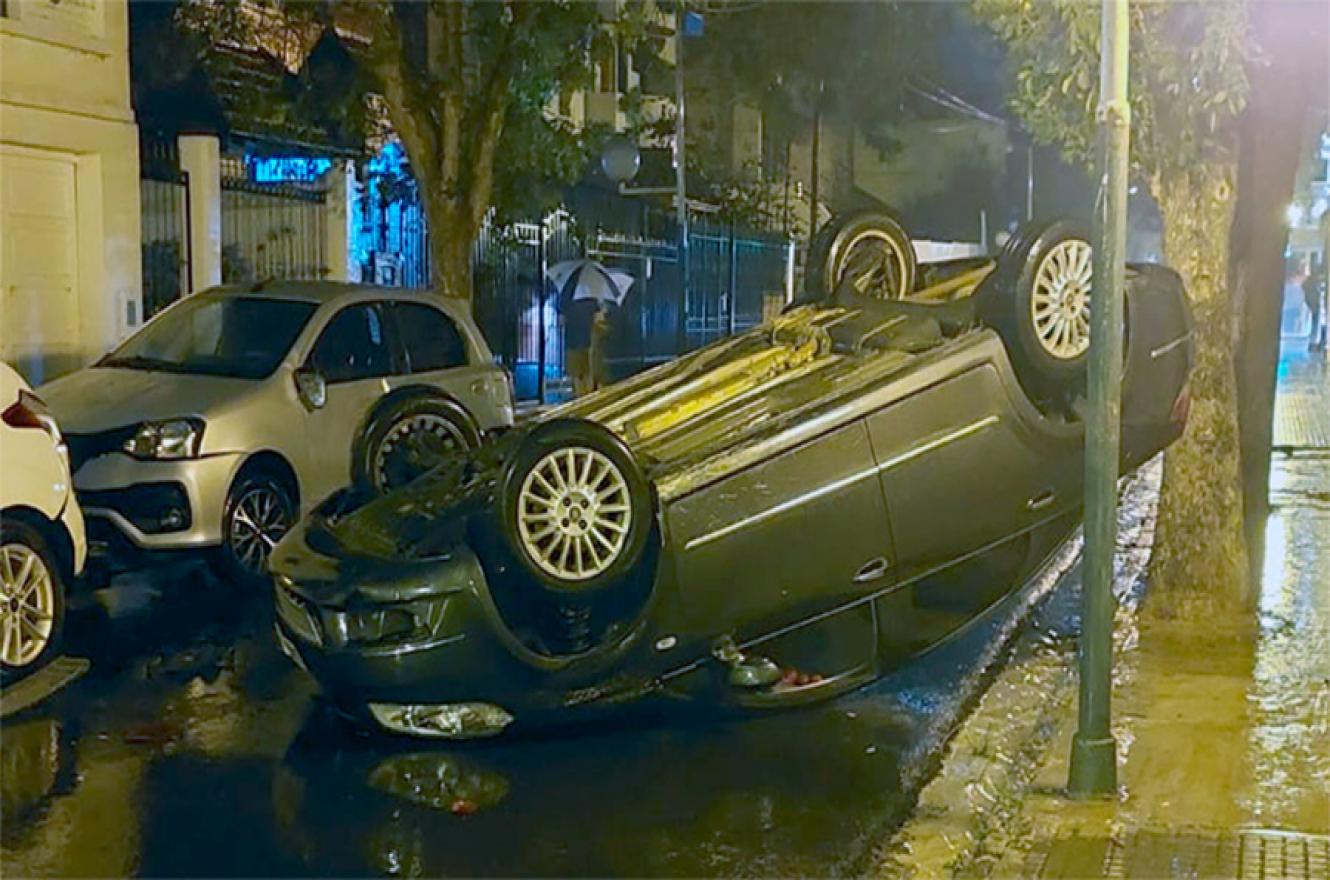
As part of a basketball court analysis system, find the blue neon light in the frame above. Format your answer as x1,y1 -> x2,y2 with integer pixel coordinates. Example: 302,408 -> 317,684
246,155 -> 333,184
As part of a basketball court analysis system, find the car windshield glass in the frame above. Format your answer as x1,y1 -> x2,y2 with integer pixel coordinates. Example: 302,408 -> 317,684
99,296 -> 317,379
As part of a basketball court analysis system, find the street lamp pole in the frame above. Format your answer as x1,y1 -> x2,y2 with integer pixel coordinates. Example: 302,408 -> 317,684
1069,0 -> 1130,798
674,2 -> 690,356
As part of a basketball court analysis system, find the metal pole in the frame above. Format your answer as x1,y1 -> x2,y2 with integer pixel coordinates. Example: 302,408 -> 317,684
728,221 -> 738,336
674,3 -> 690,356
537,214 -> 547,405
1069,0 -> 1129,798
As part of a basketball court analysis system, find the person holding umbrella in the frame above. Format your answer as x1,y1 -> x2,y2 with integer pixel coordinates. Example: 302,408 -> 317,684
546,259 -> 634,397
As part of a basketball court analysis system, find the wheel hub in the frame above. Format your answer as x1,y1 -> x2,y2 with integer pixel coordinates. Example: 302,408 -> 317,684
1031,239 -> 1093,360
375,414 -> 467,491
0,542 -> 56,668
229,486 -> 290,574
517,446 -> 632,582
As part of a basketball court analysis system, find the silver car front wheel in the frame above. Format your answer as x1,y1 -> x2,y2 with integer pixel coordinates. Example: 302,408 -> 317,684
217,470 -> 296,587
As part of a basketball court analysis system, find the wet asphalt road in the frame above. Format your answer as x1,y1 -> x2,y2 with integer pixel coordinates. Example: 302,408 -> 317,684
0,524 -> 1091,878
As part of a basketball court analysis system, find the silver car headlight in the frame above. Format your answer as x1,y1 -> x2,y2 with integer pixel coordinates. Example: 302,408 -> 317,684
123,418 -> 205,460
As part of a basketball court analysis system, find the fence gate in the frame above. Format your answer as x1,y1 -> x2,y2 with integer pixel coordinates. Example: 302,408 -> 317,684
220,173 -> 327,283
139,140 -> 191,319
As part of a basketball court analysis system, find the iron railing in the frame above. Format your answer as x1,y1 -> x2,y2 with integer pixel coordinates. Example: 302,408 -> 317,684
139,138 -> 191,318
220,177 -> 327,283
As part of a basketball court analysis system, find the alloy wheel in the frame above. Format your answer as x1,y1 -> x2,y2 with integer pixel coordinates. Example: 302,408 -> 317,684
228,484 -> 291,575
0,543 -> 56,668
373,414 -> 468,491
1031,239 -> 1093,360
516,446 -> 632,582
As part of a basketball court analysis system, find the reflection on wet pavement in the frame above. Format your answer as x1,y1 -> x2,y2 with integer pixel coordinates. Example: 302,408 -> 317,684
0,537 -> 1085,876
1245,360 -> 1330,831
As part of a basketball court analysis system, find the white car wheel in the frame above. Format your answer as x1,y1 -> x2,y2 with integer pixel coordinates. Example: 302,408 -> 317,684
516,446 -> 632,582
0,541 -> 57,669
1030,238 -> 1093,360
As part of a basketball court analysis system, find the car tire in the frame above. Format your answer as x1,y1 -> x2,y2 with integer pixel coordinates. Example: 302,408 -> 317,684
357,395 -> 480,493
213,466 -> 297,589
979,219 -> 1094,401
806,209 -> 917,301
0,518 -> 67,684
498,419 -> 653,596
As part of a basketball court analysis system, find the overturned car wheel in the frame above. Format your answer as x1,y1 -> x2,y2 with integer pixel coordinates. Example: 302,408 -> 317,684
806,209 -> 917,301
980,219 -> 1094,402
500,419 -> 653,596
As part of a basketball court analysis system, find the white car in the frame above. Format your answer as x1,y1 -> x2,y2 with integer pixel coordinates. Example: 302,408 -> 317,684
0,362 -> 85,682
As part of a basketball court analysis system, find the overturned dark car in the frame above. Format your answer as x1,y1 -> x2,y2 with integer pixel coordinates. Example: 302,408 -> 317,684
269,212 -> 1193,739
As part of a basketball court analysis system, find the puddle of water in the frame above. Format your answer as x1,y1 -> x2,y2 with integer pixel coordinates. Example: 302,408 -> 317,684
1244,453 -> 1330,832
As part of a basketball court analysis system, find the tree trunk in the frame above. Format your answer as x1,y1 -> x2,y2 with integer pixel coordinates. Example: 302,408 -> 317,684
1148,164 -> 1251,612
1229,2 -> 1326,583
428,212 -> 476,301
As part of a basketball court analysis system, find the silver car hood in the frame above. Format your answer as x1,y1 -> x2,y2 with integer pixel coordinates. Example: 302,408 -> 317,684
38,366 -> 259,433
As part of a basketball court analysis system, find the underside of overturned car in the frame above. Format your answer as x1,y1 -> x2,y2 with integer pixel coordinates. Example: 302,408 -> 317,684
269,211 -> 1194,740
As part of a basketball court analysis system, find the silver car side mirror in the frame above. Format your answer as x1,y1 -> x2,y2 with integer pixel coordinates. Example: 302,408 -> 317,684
295,369 -> 327,411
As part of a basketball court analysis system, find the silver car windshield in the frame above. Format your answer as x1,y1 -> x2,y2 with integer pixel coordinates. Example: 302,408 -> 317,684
99,296 -> 318,380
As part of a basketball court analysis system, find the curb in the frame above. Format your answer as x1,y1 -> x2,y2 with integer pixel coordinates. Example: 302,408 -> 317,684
875,460 -> 1161,879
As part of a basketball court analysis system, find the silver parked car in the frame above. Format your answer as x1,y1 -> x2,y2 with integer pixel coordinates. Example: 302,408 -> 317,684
39,283 -> 514,586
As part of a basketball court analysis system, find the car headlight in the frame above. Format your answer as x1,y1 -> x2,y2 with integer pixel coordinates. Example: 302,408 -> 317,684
123,419 -> 205,460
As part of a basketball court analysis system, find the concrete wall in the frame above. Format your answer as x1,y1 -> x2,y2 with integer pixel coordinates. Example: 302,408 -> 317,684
0,0 -> 142,383
853,118 -> 1009,213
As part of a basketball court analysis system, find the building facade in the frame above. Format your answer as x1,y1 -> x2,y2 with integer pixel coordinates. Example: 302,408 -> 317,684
1,0 -> 141,383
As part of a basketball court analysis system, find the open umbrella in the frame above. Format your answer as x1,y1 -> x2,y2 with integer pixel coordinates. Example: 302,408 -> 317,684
546,259 -> 635,307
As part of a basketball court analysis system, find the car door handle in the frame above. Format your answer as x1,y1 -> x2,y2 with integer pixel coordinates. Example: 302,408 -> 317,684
854,557 -> 891,584
1027,489 -> 1057,511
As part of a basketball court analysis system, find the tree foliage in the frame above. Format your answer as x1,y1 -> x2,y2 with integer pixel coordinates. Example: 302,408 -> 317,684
977,0 -> 1254,183
975,0 -> 1257,607
168,0 -> 639,298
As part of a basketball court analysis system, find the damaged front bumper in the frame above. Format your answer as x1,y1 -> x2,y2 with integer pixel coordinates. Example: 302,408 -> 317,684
269,517 -> 582,737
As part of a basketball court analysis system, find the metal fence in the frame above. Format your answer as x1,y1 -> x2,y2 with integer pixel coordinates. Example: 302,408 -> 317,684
473,212 -> 582,401
349,179 -> 794,402
686,215 -> 793,349
139,139 -> 191,319
220,177 -> 327,283
589,211 -> 794,374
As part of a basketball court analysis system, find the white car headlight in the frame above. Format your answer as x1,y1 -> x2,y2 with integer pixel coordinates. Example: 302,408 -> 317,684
123,419 -> 205,460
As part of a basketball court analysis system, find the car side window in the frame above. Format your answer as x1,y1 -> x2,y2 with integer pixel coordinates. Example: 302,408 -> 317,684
390,302 -> 469,373
309,304 -> 391,383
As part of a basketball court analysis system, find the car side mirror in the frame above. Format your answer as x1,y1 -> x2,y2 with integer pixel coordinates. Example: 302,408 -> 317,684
295,368 -> 327,411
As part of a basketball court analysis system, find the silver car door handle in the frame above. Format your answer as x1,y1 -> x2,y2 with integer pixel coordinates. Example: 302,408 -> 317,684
854,557 -> 891,583
1027,489 -> 1057,511
470,378 -> 488,394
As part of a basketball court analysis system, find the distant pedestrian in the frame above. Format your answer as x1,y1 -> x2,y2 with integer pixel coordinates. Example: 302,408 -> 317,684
565,298 -> 601,397
548,259 -> 633,398
1303,261 -> 1326,352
